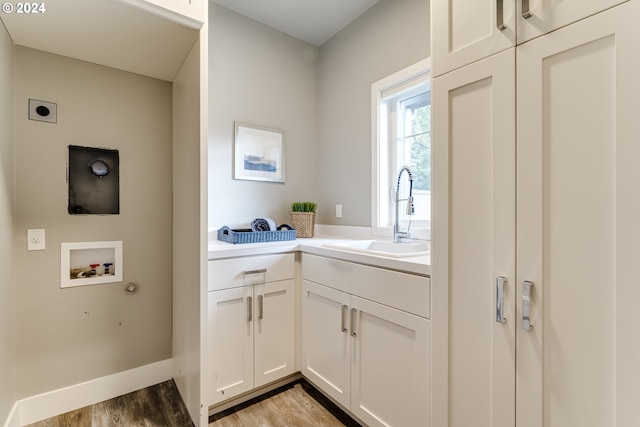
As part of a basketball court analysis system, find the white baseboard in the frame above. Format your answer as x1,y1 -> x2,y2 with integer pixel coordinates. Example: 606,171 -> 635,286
3,403 -> 19,427
7,359 -> 172,427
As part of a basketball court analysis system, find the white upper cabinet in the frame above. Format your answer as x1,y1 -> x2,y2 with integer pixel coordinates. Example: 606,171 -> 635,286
516,0 -> 627,44
432,0 -> 629,77
432,0 -> 516,77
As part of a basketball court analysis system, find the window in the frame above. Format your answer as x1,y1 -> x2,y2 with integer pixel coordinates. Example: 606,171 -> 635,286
372,59 -> 431,240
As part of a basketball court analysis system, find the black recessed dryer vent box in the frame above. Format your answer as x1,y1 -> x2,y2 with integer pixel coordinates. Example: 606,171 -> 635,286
68,145 -> 119,215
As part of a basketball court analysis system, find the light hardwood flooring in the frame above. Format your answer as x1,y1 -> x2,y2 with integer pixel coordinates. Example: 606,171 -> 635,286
24,380 -> 193,427
24,379 -> 358,427
209,383 -> 352,427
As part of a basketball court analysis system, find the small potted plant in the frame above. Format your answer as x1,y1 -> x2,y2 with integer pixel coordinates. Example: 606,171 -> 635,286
290,201 -> 317,238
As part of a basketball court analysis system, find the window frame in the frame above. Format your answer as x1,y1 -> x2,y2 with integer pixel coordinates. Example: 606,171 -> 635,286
371,58 -> 431,240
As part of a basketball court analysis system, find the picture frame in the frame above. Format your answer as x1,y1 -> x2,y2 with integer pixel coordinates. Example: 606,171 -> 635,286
234,122 -> 285,183
61,241 -> 123,288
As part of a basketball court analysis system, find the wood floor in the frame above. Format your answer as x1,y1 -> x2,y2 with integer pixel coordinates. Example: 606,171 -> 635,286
209,382 -> 355,427
24,379 -> 358,427
24,380 -> 193,427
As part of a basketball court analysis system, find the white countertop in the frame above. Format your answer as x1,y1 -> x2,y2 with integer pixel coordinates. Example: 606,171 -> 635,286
208,234 -> 431,276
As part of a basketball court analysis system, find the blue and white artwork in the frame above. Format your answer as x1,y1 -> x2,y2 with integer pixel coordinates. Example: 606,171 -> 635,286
234,122 -> 285,182
244,154 -> 277,172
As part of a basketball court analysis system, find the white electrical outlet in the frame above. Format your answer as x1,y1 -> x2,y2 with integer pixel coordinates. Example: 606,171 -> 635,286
27,229 -> 46,251
336,204 -> 343,219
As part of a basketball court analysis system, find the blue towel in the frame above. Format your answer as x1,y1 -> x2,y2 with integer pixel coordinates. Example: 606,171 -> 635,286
251,218 -> 276,232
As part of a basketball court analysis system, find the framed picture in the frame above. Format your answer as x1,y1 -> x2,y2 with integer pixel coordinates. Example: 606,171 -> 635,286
61,241 -> 123,288
234,122 -> 285,183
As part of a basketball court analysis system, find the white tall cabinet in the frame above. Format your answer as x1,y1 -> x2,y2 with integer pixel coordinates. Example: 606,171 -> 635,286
432,1 -> 640,426
431,48 -> 516,427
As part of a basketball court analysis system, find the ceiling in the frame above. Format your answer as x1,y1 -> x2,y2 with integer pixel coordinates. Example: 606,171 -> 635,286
212,0 -> 381,46
0,0 -> 198,81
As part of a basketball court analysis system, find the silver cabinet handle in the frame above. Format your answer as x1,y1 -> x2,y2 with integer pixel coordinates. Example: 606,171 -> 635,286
258,294 -> 264,320
243,268 -> 267,276
522,0 -> 533,19
497,0 -> 507,31
341,305 -> 348,333
350,308 -> 357,337
522,281 -> 533,330
496,276 -> 507,323
247,296 -> 253,322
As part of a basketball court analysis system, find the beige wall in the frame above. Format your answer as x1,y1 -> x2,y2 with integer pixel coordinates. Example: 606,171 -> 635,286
208,3 -> 318,230
0,23 -> 15,422
13,47 -> 174,399
317,0 -> 430,226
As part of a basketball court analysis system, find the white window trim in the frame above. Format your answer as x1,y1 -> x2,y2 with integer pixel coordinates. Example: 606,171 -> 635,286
371,58 -> 431,240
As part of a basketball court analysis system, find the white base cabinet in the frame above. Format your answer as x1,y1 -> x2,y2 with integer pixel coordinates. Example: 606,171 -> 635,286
301,254 -> 430,427
207,254 -> 295,406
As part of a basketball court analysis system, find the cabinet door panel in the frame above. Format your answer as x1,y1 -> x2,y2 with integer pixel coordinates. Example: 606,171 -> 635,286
432,48 -> 516,427
516,0 -> 628,44
208,286 -> 254,405
517,3 -> 640,426
301,280 -> 351,408
432,0 -> 515,77
254,279 -> 295,387
350,296 -> 430,427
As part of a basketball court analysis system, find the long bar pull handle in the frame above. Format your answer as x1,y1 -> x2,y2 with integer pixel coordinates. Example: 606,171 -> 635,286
243,269 -> 267,276
496,276 -> 507,323
522,281 -> 533,330
497,0 -> 507,30
258,295 -> 264,320
522,0 -> 533,19
350,308 -> 357,337
247,296 -> 253,322
341,305 -> 348,333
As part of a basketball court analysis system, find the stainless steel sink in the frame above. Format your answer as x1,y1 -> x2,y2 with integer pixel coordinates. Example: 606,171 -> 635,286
324,239 -> 430,258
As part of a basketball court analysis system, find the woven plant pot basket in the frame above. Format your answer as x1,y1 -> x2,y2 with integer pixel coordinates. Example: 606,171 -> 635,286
290,211 -> 315,238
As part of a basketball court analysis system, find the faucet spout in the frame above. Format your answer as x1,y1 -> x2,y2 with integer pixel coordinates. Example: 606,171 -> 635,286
394,166 -> 415,243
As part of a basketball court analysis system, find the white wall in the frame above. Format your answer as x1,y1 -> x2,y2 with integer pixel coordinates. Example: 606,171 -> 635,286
208,3 -> 318,230
317,0 -> 430,226
172,35 -> 209,426
0,22 -> 16,423
13,47 -> 174,399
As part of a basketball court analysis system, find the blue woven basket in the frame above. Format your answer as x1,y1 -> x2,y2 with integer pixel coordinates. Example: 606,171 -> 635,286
218,225 -> 296,244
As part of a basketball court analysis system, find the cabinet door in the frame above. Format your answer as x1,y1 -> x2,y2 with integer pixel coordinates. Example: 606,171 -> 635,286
432,48 -> 516,427
208,286 -> 254,405
254,279 -> 295,388
517,3 -> 640,426
516,0 -> 628,44
432,0 -> 516,77
350,296 -> 430,427
300,280 -> 351,409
